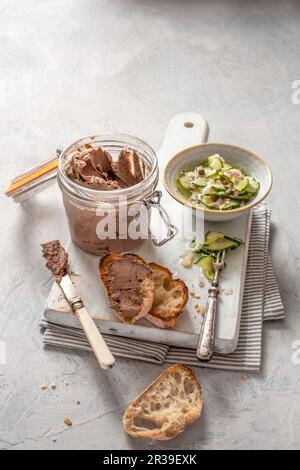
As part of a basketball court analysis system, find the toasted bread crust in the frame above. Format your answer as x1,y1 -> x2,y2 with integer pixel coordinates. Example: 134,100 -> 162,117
99,254 -> 188,328
123,364 -> 202,440
99,252 -> 154,324
145,262 -> 188,329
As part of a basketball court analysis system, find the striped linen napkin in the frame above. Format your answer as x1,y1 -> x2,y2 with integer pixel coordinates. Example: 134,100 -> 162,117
40,205 -> 284,372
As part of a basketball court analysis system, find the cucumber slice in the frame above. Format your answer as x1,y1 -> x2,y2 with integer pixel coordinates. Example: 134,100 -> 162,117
208,155 -> 223,171
224,234 -> 243,246
202,195 -> 240,210
202,231 -> 243,252
202,195 -> 222,209
222,163 -> 233,171
247,176 -> 260,193
178,174 -> 190,189
204,168 -> 218,178
210,191 -> 227,197
228,193 -> 252,201
193,177 -> 207,187
176,178 -> 191,198
203,231 -> 242,251
205,231 -> 225,244
203,239 -> 238,251
219,156 -> 233,170
195,255 -> 214,282
224,168 -> 244,181
233,176 -> 249,192
211,183 -> 226,192
197,247 -> 212,255
219,173 -> 232,184
220,199 -> 240,210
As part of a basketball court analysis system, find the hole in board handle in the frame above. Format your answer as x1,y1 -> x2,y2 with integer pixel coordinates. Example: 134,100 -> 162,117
184,121 -> 194,128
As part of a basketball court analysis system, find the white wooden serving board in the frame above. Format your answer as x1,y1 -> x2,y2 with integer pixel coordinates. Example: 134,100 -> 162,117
44,113 -> 252,354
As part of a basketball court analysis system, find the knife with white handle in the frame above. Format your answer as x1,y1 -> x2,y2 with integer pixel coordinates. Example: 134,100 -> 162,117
59,274 -> 115,370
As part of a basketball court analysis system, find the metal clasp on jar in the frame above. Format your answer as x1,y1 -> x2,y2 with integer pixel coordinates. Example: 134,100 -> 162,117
134,190 -> 178,246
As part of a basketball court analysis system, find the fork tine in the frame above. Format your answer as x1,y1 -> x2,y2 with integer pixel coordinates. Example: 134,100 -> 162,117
221,250 -> 226,263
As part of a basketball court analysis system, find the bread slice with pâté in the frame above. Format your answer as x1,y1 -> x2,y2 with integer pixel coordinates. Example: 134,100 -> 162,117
99,252 -> 154,324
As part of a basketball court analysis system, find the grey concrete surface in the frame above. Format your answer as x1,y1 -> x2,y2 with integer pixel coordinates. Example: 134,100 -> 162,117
1,0 -> 300,450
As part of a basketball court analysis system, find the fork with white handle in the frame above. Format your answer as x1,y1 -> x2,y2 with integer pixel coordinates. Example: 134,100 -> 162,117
197,250 -> 226,361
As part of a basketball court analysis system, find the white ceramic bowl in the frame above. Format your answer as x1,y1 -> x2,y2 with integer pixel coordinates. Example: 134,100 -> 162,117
163,143 -> 272,222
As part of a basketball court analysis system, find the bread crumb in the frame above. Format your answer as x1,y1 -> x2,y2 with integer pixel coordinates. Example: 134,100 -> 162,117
190,290 -> 201,299
241,374 -> 248,381
41,383 -> 48,390
194,304 -> 206,315
69,270 -> 80,277
198,279 -> 205,288
76,400 -> 80,405
64,417 -> 73,426
50,383 -> 56,390
52,438 -> 57,443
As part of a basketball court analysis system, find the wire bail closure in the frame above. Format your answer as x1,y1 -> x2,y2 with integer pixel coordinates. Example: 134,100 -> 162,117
135,190 -> 178,246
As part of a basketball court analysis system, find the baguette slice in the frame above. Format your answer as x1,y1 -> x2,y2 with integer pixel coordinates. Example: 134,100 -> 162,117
123,364 -> 202,440
99,252 -> 154,324
145,263 -> 188,329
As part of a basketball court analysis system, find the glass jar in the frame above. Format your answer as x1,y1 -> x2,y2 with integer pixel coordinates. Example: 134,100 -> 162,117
57,134 -> 176,255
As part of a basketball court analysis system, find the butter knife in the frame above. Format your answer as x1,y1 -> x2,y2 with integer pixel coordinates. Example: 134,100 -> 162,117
59,274 -> 115,370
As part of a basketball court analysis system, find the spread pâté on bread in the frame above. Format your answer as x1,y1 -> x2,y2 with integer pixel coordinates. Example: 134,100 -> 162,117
99,253 -> 188,328
99,253 -> 154,324
123,364 -> 202,440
